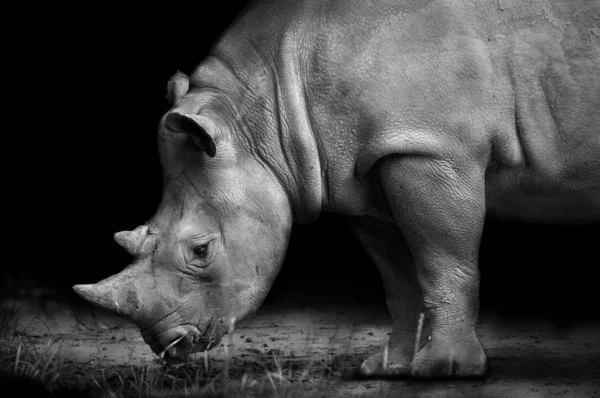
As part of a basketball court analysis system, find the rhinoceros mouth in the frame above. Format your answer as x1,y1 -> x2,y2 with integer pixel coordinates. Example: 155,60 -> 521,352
189,313 -> 226,353
143,324 -> 199,362
157,334 -> 195,364
157,335 -> 225,365
143,314 -> 226,363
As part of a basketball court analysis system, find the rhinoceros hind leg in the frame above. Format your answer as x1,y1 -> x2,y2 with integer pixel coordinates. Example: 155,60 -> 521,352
344,216 -> 427,378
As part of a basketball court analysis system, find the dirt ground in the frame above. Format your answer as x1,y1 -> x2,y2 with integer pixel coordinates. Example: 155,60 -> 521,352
4,292 -> 599,397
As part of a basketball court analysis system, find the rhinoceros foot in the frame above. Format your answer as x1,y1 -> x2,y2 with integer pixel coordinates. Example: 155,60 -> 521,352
409,335 -> 488,378
358,348 -> 411,378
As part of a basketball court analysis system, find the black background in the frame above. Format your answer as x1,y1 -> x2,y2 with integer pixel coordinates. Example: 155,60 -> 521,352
7,2 -> 598,323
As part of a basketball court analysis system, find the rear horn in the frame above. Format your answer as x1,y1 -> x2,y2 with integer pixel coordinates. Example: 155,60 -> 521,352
113,224 -> 159,257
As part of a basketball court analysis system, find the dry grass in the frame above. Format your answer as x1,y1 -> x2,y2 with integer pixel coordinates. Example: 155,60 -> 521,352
90,355 -> 324,397
0,298 -> 431,397
0,301 -> 63,392
87,321 -> 351,397
0,303 -> 354,397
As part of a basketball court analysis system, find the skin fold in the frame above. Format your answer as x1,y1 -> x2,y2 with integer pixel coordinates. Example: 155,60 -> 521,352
74,0 -> 599,377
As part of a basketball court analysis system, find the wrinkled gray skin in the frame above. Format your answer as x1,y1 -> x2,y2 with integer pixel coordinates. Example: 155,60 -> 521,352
74,0 -> 600,378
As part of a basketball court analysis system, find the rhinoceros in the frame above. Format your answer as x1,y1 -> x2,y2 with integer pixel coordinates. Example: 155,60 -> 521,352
73,0 -> 600,378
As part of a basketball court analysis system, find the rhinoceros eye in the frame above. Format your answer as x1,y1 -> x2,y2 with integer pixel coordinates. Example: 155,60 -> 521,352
193,245 -> 208,259
186,236 -> 218,270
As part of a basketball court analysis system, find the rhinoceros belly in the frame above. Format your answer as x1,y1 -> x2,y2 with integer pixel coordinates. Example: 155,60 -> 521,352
484,4 -> 600,225
484,63 -> 600,225
486,160 -> 600,225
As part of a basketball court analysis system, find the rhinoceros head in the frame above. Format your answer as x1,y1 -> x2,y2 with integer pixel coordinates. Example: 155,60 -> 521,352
73,72 -> 293,363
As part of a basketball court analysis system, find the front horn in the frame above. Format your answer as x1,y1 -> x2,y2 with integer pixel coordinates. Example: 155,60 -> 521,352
73,262 -> 144,318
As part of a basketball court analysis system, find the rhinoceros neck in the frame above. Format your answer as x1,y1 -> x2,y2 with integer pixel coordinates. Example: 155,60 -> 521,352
198,37 -> 324,223
269,36 -> 324,223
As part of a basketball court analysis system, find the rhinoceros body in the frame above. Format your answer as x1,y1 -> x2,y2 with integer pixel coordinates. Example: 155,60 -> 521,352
75,0 -> 599,378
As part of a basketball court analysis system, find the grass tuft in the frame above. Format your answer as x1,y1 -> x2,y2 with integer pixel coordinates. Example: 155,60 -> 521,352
0,301 -> 64,393
0,301 -> 360,397
81,331 -> 357,398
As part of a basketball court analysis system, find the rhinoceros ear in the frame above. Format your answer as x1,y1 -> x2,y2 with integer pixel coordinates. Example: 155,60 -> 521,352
165,112 -> 217,157
166,71 -> 189,105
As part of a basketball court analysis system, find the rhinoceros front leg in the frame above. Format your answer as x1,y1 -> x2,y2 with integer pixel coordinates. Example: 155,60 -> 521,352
379,155 -> 488,378
344,216 -> 428,377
